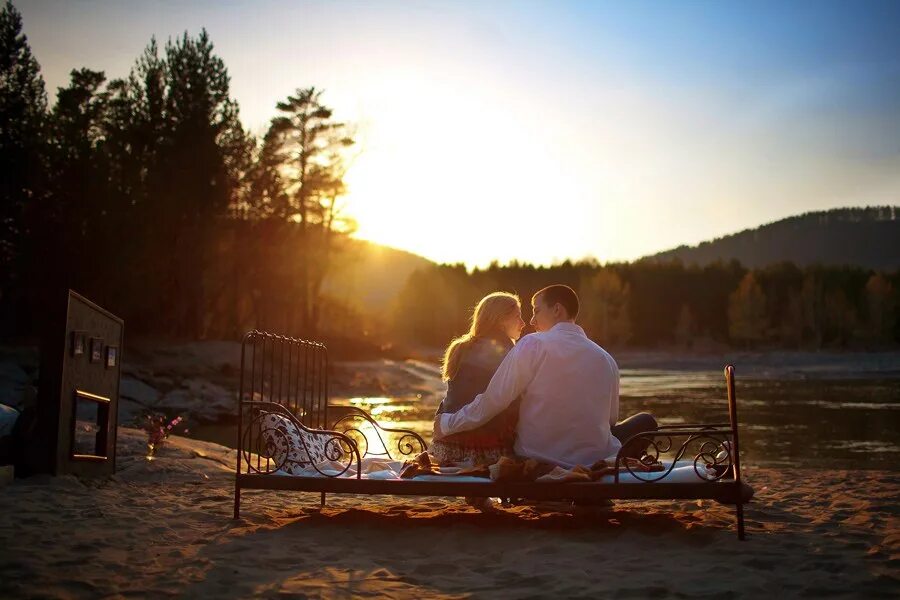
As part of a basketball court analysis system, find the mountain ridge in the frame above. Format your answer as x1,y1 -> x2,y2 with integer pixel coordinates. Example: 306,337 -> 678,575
642,206 -> 899,270
324,206 -> 899,315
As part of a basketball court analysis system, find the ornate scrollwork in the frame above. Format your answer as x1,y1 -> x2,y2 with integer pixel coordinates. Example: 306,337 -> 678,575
294,425 -> 358,479
615,426 -> 735,483
339,427 -> 370,459
633,435 -> 673,466
331,408 -> 427,460
396,432 -> 425,458
692,435 -> 731,482
240,402 -> 361,478
323,435 -> 352,462
241,408 -> 289,474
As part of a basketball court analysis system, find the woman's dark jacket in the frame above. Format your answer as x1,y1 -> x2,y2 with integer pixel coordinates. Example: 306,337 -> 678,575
436,335 -> 519,448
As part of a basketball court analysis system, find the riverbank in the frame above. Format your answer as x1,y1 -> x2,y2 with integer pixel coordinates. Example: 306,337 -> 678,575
0,426 -> 897,598
2,343 -> 898,470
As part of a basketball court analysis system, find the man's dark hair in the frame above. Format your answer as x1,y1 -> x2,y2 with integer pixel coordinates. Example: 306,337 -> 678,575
532,284 -> 579,319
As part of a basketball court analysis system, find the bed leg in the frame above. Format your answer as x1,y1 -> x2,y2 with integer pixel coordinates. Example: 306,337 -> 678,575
320,492 -> 326,508
234,485 -> 241,520
736,502 -> 745,540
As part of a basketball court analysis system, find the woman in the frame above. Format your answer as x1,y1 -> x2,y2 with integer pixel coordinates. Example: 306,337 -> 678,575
431,291 -> 526,467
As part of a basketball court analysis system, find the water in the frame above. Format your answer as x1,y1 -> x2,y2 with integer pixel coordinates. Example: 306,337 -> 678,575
186,362 -> 900,471
618,371 -> 899,469
328,369 -> 900,470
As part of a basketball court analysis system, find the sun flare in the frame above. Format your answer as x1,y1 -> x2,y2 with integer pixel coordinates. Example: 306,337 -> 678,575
338,69 -> 595,267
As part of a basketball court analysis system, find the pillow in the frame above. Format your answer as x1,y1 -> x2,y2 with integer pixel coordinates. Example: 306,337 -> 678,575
259,413 -> 329,475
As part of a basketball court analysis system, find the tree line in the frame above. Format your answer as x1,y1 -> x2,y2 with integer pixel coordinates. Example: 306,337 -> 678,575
387,260 -> 899,351
0,2 -> 355,341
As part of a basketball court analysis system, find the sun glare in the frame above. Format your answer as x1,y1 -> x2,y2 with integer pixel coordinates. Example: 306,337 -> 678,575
340,67 -> 592,268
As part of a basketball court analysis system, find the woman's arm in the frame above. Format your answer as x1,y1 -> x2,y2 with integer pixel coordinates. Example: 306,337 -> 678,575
434,336 -> 539,439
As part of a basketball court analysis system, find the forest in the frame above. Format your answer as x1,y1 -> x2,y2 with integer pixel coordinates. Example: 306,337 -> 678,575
2,2 -> 897,356
387,259 -> 899,352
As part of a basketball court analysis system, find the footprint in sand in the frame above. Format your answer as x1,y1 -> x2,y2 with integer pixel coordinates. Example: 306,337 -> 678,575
411,562 -> 448,576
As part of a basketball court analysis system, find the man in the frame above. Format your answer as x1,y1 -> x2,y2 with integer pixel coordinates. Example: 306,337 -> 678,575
433,284 -> 656,468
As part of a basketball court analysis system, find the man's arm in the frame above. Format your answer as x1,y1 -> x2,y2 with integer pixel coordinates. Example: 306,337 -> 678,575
608,354 -> 620,427
434,336 -> 539,439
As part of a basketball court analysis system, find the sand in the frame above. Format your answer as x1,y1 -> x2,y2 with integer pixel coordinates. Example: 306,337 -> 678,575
0,427 -> 897,599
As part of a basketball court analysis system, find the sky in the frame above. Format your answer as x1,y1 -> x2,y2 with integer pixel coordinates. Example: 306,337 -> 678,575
16,0 -> 900,268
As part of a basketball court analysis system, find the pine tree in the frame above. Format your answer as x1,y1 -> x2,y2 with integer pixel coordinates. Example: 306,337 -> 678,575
865,273 -> 896,344
244,127 -> 289,220
38,68 -> 111,298
261,86 -> 355,335
799,273 -> 825,347
727,273 -> 768,346
580,269 -> 632,346
0,0 -> 46,328
674,303 -> 695,348
152,30 -> 250,336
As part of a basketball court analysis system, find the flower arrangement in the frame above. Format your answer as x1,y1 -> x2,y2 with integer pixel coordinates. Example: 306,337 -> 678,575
143,414 -> 188,458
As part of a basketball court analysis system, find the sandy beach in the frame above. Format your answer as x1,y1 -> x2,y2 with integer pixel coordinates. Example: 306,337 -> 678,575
0,426 -> 896,598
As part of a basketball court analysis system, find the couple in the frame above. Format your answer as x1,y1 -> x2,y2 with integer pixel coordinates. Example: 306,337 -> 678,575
431,284 -> 657,478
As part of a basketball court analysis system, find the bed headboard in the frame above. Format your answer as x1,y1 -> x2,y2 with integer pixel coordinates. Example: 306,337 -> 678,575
237,330 -> 329,469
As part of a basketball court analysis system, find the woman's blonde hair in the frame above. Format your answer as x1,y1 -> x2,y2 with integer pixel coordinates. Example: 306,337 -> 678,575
441,292 -> 521,381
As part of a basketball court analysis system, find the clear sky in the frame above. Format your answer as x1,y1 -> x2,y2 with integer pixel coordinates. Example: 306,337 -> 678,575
16,0 -> 900,267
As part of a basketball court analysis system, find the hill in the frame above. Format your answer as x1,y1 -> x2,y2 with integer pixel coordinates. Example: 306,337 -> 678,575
322,239 -> 434,312
643,206 -> 900,270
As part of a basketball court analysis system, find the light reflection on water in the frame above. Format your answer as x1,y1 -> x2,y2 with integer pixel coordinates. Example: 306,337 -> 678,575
349,397 -> 393,405
331,372 -> 900,470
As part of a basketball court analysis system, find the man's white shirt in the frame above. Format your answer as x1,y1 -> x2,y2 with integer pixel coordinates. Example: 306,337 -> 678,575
438,322 -> 622,468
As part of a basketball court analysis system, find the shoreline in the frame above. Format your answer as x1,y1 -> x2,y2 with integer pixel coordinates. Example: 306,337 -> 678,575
0,427 -> 897,597
2,343 -> 899,471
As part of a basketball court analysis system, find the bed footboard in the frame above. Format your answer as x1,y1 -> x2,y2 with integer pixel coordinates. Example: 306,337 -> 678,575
615,364 -> 746,539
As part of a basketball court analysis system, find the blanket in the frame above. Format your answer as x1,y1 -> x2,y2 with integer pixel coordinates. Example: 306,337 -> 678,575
398,453 -> 666,483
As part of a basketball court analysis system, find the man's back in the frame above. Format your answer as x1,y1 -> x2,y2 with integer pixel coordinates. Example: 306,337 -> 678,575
514,322 -> 621,467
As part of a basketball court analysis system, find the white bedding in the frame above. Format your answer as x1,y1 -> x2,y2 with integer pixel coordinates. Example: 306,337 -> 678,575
259,413 -> 727,484
271,457 -> 725,484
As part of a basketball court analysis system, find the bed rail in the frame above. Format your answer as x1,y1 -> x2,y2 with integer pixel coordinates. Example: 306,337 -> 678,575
613,364 -> 746,538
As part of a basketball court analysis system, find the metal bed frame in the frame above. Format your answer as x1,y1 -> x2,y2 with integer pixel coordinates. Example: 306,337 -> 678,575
233,330 -> 752,540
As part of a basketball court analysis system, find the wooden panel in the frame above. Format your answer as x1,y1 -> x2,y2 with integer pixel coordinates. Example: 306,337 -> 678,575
24,290 -> 123,477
